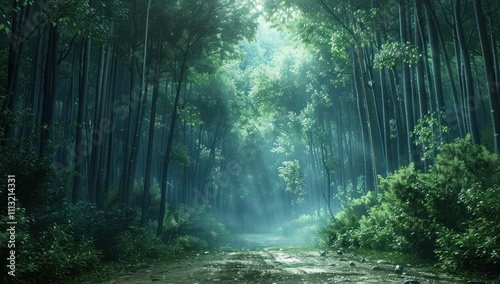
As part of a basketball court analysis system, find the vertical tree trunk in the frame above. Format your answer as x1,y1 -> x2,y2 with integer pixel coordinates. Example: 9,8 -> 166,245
474,0 -> 500,153
123,0 -> 152,206
414,0 -> 428,170
104,49 -> 119,193
398,0 -> 416,165
2,2 -> 32,138
423,0 -> 445,141
454,0 -> 480,143
96,32 -> 114,206
89,43 -> 106,204
158,58 -> 187,236
72,37 -> 91,203
352,54 -> 371,191
429,2 -> 464,138
39,25 -> 59,158
414,1 -> 428,119
142,33 -> 162,227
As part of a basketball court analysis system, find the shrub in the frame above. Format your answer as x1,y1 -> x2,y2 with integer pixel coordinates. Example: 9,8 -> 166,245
321,191 -> 377,249
0,142 -> 234,283
115,227 -> 168,262
163,206 -> 231,250
172,235 -> 208,251
437,219 -> 500,273
65,203 -> 139,260
322,136 -> 500,275
19,224 -> 101,283
376,164 -> 438,257
38,201 -> 142,260
0,145 -> 61,217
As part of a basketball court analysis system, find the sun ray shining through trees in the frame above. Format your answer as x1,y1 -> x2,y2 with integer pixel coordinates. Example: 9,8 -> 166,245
0,0 -> 499,282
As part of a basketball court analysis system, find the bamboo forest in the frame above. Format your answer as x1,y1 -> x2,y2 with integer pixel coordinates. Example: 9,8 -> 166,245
1,0 -> 500,283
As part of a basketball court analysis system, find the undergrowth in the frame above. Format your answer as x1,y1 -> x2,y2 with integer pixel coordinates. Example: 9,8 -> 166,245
0,145 -> 230,283
321,136 -> 500,277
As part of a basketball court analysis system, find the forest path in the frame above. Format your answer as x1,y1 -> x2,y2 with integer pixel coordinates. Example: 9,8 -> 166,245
103,234 -> 463,284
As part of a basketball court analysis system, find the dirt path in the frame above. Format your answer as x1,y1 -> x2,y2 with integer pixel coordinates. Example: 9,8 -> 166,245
103,234 -> 464,284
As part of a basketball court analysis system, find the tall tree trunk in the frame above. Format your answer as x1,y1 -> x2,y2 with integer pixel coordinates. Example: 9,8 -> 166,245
89,44 -> 106,203
414,1 -> 428,119
123,0 -> 152,206
429,2 -> 464,138
105,48 -> 119,194
39,25 -> 59,158
398,0 -> 416,165
142,33 -> 162,227
352,55 -> 371,191
414,0 -> 428,170
96,32 -> 114,206
2,2 -> 32,138
357,46 -> 380,192
157,59 -> 187,236
454,0 -> 480,143
474,0 -> 500,153
72,37 -> 91,203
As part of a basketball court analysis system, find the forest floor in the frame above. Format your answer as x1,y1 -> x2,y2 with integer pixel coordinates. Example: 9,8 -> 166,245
97,234 -> 472,284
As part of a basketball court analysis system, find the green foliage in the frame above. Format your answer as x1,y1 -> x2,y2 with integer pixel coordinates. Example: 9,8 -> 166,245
437,218 -> 500,273
480,124 -> 495,152
376,164 -> 439,257
374,41 -> 419,69
271,133 -> 296,156
180,105 -> 203,126
171,235 -> 208,251
322,137 -> 500,274
64,203 -> 139,260
171,143 -> 190,167
321,191 -> 378,249
278,159 -> 305,199
335,178 -> 365,206
163,206 -> 231,250
411,111 -> 449,160
20,224 -> 101,283
0,145 -> 173,282
115,227 -> 168,262
276,214 -> 323,246
0,145 -> 102,282
0,144 -> 62,216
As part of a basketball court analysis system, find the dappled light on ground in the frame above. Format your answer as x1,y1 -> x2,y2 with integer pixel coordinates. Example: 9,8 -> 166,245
101,234 -> 463,284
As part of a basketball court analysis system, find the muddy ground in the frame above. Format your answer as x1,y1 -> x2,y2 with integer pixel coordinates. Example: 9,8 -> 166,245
100,234 -> 481,284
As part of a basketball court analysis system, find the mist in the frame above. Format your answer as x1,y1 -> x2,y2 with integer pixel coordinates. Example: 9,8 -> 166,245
2,0 -> 500,282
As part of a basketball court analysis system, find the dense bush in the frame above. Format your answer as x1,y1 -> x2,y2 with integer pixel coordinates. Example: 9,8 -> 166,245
0,144 -> 62,217
0,145 -> 231,283
323,136 -> 500,274
64,202 -> 140,260
20,224 -> 101,283
115,227 -> 169,261
163,205 -> 231,249
320,192 -> 377,249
